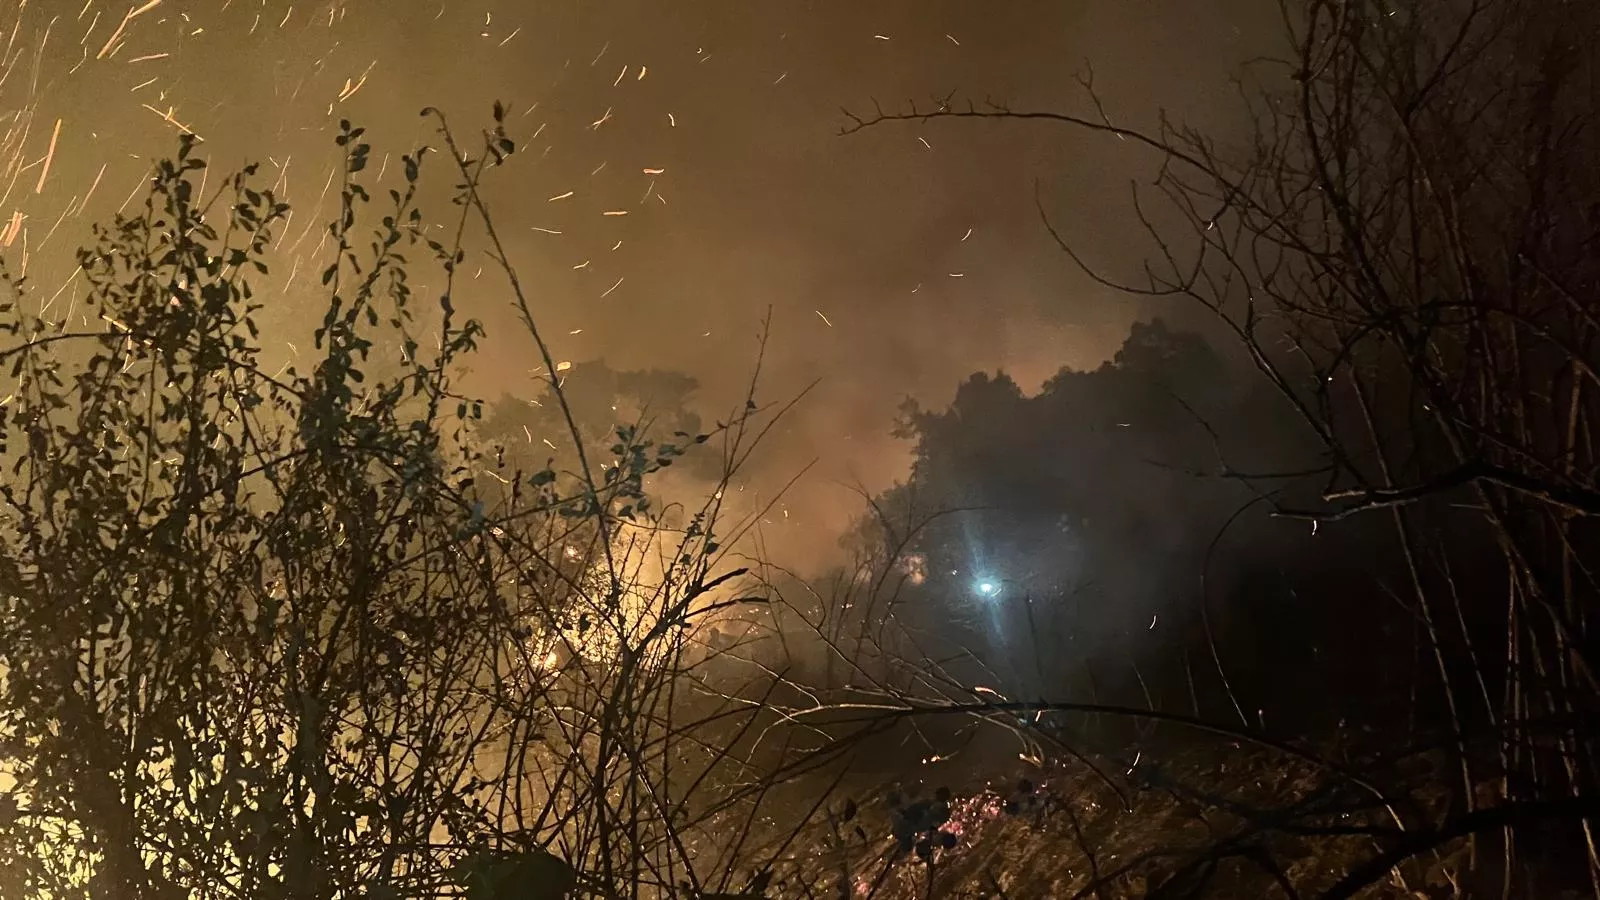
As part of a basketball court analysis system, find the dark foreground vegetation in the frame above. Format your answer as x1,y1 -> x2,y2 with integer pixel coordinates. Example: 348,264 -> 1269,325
2,0 -> 1598,897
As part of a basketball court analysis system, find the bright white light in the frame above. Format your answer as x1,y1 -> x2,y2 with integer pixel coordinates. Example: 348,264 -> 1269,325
977,580 -> 999,597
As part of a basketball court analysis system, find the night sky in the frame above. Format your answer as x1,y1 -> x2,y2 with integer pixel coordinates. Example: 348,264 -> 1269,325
8,0 -> 1276,566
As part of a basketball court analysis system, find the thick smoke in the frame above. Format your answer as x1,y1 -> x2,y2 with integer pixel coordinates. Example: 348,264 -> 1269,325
13,0 -> 1275,577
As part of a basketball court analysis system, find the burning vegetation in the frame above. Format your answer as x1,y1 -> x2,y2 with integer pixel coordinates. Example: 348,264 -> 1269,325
4,1 -> 1600,897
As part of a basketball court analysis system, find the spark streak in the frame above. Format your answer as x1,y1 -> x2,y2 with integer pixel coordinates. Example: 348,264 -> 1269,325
34,118 -> 60,194
140,104 -> 202,140
96,0 -> 162,60
77,162 -> 106,214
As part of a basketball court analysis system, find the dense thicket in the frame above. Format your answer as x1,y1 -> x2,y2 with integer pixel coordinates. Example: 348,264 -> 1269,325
837,0 -> 1600,893
0,115 -> 788,900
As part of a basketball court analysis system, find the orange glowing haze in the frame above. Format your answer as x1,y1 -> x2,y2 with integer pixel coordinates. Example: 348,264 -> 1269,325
6,0 -> 1275,573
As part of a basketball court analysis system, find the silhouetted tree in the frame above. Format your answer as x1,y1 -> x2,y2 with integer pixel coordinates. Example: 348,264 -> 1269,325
871,321 -> 1334,707
476,359 -> 714,480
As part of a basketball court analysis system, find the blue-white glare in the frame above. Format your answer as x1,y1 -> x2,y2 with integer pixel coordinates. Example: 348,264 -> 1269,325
976,580 -> 999,598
